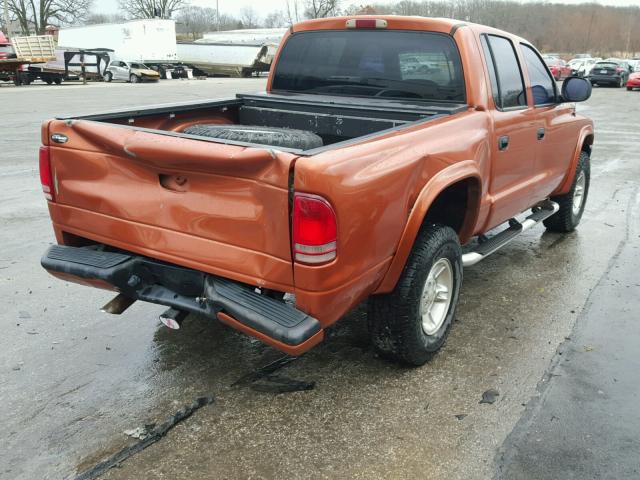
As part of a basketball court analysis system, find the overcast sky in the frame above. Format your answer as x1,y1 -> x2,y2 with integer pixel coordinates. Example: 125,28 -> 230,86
97,0 -> 640,16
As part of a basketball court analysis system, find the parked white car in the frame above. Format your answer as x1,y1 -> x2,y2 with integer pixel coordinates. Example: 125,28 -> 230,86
568,58 -> 597,77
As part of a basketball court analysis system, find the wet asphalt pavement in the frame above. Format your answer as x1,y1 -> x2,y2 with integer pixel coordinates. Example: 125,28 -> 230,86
1,79 -> 639,480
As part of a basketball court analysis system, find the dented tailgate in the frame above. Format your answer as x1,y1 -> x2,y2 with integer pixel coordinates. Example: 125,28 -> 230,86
44,119 -> 298,291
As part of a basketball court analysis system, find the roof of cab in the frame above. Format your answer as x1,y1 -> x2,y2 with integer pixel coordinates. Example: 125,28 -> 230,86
291,16 -> 464,35
290,15 -> 530,45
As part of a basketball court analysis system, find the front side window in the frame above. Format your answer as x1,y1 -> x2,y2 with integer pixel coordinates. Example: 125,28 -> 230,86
521,44 -> 556,105
484,35 -> 527,109
272,30 -> 466,103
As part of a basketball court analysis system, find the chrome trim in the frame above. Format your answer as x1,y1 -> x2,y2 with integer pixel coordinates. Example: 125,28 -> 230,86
462,201 -> 559,267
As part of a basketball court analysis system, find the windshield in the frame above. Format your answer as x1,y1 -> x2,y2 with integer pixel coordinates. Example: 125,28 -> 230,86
130,63 -> 147,69
272,30 -> 466,103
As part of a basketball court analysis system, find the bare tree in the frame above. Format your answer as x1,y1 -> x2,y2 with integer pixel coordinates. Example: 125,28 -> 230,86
85,12 -> 127,25
239,6 -> 259,28
117,0 -> 185,19
304,0 -> 341,18
285,0 -> 302,24
175,5 -> 216,39
264,10 -> 288,28
342,4 -> 378,15
1,0 -> 92,34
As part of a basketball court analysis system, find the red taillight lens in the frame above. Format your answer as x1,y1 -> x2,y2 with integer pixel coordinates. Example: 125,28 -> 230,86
39,146 -> 55,201
616,67 -> 624,73
345,19 -> 388,29
292,193 -> 337,264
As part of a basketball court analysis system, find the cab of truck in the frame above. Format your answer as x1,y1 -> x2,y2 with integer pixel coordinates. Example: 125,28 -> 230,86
0,31 -> 15,59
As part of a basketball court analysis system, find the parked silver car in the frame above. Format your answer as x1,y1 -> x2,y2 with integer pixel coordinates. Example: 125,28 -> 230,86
104,60 -> 160,83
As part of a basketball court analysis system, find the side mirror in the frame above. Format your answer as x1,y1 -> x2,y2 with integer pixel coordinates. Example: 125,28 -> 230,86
561,76 -> 592,102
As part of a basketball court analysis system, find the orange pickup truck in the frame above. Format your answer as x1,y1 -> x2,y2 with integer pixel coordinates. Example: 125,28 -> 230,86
40,17 -> 594,365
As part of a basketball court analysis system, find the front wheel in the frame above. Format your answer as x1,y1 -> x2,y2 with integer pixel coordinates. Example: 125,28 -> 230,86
544,151 -> 590,232
130,74 -> 140,83
368,224 -> 462,366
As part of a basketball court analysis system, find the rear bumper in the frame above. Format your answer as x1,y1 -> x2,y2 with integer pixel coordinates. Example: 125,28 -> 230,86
42,245 -> 323,355
590,75 -> 621,84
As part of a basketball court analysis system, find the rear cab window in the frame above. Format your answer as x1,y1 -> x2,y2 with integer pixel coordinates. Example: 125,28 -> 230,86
480,34 -> 527,110
272,30 -> 466,103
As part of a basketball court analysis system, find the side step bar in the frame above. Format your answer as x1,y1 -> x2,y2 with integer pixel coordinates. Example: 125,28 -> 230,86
462,201 -> 559,267
41,245 -> 322,354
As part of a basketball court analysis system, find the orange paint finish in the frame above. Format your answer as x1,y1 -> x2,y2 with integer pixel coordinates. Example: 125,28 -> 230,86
216,312 -> 325,356
47,270 -> 118,292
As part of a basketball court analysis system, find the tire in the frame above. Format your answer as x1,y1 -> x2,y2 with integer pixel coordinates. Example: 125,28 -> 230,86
130,74 -> 140,83
104,72 -> 112,82
368,224 -> 463,366
182,124 -> 324,150
544,151 -> 590,232
628,86 -> 633,91
53,77 -> 62,85
44,76 -> 53,85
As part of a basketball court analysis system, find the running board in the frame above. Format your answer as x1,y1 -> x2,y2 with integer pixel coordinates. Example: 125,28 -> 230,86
462,201 -> 559,267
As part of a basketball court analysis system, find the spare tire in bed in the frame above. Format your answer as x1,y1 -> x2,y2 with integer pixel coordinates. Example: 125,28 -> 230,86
182,124 -> 323,150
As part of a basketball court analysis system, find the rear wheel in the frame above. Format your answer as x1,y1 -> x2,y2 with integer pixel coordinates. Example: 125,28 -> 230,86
368,224 -> 462,366
544,151 -> 590,232
53,77 -> 62,85
104,72 -> 112,82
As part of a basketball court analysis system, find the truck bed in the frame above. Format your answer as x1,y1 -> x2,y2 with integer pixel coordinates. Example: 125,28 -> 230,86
57,93 -> 466,154
43,93 -> 464,295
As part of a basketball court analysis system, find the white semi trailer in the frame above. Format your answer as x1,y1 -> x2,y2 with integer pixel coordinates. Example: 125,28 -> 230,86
177,28 -> 286,77
58,19 -> 190,78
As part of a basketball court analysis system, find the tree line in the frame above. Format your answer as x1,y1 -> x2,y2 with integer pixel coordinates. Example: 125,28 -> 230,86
1,0 -> 638,56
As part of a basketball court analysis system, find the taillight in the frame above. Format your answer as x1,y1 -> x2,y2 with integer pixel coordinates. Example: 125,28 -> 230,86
345,19 -> 387,29
292,193 -> 337,264
616,67 -> 624,73
39,146 -> 55,201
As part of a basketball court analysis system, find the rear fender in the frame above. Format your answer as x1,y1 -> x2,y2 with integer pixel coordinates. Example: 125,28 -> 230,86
375,161 -> 481,294
553,125 -> 594,195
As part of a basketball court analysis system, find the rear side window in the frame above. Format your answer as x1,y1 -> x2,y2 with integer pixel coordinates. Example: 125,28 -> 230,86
521,44 -> 556,105
272,30 -> 465,103
483,35 -> 526,109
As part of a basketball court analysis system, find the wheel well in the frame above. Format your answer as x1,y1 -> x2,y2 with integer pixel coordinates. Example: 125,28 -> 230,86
423,178 -> 480,240
581,134 -> 594,155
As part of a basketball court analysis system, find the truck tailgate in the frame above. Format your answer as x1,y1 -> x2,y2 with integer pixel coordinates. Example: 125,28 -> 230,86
44,119 -> 297,290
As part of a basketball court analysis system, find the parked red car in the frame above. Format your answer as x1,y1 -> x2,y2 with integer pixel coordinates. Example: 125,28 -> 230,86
545,58 -> 572,80
627,72 -> 640,91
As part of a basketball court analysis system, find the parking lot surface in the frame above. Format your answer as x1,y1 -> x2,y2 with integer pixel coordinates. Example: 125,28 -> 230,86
1,79 -> 638,479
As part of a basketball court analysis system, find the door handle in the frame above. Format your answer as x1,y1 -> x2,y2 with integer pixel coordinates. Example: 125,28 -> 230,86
537,128 -> 546,140
498,135 -> 509,151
